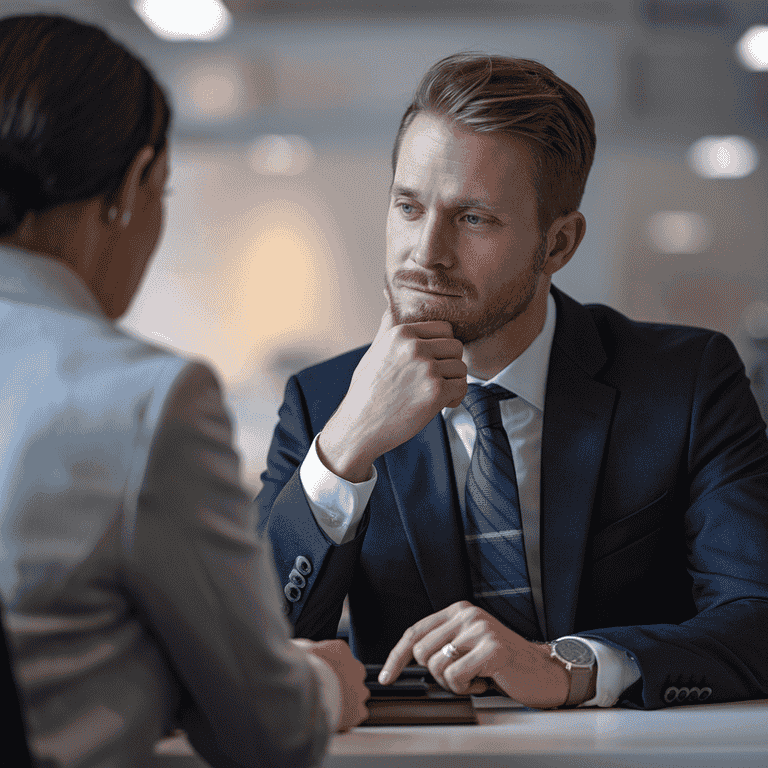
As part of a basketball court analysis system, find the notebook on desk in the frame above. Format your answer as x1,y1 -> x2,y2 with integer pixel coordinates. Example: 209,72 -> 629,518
363,665 -> 477,725
365,693 -> 477,725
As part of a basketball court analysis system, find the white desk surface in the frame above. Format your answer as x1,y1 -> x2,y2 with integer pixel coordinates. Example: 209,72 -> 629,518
155,698 -> 768,768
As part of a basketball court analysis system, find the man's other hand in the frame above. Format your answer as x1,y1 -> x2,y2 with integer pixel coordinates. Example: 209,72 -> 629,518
297,639 -> 370,732
377,601 -> 571,709
317,297 -> 467,483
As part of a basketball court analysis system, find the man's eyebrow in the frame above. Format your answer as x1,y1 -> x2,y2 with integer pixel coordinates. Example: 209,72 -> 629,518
390,184 -> 419,197
390,186 -> 499,212
453,197 -> 498,211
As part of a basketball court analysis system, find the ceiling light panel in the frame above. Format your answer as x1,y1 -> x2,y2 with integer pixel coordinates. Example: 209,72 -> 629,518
735,25 -> 768,72
686,136 -> 759,179
133,0 -> 232,41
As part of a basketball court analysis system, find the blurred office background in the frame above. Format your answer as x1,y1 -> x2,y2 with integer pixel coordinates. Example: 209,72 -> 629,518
3,0 -> 766,490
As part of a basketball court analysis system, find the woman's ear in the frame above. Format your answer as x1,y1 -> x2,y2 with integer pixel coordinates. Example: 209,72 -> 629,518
107,145 -> 155,228
543,210 -> 586,276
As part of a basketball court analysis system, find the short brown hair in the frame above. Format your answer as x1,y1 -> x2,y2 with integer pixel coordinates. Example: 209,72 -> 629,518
392,53 -> 596,231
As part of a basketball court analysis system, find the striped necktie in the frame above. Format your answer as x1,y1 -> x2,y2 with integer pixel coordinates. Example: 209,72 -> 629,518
462,383 -> 541,640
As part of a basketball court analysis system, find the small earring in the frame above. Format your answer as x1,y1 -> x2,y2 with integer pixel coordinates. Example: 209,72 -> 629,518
107,207 -> 118,223
121,211 -> 132,227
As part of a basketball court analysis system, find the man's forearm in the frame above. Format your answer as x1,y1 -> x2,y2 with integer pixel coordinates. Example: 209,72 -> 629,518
316,416 -> 379,484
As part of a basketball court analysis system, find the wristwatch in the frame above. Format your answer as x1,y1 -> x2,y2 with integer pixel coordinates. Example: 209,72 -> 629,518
549,637 -> 596,707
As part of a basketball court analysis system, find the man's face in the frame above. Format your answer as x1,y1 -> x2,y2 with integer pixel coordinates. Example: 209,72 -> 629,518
385,113 -> 548,344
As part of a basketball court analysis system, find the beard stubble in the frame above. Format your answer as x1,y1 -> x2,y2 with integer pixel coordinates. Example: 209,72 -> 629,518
385,240 -> 548,345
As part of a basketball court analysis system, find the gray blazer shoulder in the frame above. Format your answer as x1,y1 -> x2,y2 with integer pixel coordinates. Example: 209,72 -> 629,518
1,248 -> 329,768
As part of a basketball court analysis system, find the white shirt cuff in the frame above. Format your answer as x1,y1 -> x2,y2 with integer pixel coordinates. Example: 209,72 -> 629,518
302,650 -> 342,732
299,434 -> 377,545
557,636 -> 641,707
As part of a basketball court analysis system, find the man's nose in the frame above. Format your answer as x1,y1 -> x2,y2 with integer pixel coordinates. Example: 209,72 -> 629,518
411,216 -> 454,269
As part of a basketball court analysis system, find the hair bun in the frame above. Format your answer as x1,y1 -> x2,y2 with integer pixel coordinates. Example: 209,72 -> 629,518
0,137 -> 52,235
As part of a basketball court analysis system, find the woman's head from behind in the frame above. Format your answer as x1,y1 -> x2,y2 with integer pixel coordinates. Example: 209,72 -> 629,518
0,13 -> 172,317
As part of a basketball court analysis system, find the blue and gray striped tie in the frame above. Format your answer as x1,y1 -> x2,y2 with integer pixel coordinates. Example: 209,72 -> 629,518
462,383 -> 542,640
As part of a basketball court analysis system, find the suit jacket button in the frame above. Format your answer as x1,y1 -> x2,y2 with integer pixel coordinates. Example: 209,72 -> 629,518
284,583 -> 302,602
664,687 -> 678,704
289,568 -> 306,588
295,555 -> 312,576
698,687 -> 712,701
282,600 -> 291,615
676,687 -> 689,703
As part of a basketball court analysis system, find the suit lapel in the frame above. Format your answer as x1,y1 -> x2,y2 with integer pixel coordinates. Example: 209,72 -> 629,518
540,289 -> 618,639
378,288 -> 618,635
382,415 -> 472,612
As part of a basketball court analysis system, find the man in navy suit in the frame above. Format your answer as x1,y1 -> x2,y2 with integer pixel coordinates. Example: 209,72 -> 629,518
258,53 -> 768,710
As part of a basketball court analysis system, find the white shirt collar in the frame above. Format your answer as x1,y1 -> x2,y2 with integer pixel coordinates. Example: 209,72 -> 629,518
0,243 -> 105,319
462,291 -> 557,412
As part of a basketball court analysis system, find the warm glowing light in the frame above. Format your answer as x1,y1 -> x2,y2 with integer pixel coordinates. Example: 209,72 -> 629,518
191,72 -> 238,115
218,201 -> 329,382
174,59 -> 244,121
132,0 -> 232,41
646,211 -> 710,254
248,135 -> 315,176
736,25 -> 768,71
686,136 -> 759,179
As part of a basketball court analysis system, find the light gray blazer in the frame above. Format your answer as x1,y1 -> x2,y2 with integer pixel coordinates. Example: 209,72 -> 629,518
0,245 -> 328,768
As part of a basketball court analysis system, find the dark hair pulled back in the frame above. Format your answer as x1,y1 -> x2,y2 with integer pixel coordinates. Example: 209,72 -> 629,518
0,14 -> 171,236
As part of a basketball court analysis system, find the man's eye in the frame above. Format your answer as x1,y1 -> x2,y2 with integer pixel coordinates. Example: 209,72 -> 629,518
399,203 -> 414,215
464,213 -> 483,225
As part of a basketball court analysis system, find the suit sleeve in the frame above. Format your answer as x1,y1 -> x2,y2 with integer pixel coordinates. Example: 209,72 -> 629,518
256,374 -> 369,640
120,362 -> 330,768
581,333 -> 768,709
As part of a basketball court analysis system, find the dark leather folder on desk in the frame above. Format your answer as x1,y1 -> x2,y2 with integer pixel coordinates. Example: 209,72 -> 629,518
364,665 -> 478,725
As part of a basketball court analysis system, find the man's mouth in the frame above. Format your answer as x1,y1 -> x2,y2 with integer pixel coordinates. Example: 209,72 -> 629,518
399,283 -> 462,298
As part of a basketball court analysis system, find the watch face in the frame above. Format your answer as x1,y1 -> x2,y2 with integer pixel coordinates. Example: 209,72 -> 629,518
554,638 -> 595,666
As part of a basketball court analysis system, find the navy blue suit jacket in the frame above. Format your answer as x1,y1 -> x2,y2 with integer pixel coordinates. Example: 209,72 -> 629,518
258,287 -> 768,708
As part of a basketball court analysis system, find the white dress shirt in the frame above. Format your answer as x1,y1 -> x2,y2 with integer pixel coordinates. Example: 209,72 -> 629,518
300,292 -> 641,707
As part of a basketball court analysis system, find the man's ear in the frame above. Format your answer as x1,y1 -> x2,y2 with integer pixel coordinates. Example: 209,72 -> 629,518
542,210 -> 586,276
107,145 -> 155,228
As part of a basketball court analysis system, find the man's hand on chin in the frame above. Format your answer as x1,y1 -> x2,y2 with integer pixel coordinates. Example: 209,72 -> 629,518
376,601 -> 575,710
317,296 -> 467,483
